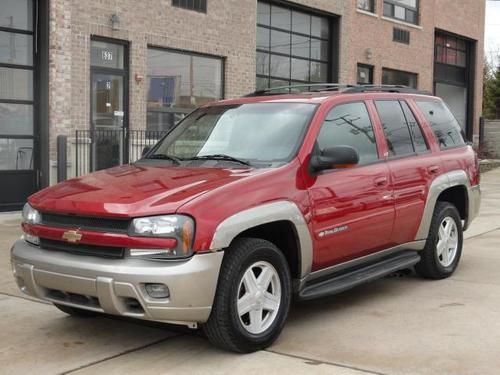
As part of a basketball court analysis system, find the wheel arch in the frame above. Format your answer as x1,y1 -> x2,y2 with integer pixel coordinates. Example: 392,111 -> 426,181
415,170 -> 473,240
209,201 -> 313,278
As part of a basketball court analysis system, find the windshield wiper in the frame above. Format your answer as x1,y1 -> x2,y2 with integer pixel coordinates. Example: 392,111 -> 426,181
188,154 -> 251,166
146,154 -> 182,165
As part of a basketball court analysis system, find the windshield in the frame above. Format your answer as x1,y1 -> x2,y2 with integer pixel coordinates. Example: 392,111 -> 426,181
146,102 -> 317,167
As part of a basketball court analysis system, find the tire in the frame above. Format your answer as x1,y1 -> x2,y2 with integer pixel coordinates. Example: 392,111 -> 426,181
415,202 -> 463,279
203,238 -> 292,353
54,303 -> 99,317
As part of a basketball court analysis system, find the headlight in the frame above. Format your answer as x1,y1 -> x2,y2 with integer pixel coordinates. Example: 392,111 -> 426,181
22,203 -> 41,225
128,215 -> 195,259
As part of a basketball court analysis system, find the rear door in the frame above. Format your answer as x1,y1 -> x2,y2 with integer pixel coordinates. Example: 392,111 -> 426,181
307,101 -> 395,270
373,99 -> 441,245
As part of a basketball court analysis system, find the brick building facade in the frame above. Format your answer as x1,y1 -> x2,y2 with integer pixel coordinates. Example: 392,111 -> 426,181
0,0 -> 486,210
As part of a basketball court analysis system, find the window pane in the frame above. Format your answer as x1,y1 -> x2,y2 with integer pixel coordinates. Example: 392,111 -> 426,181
394,5 -> 405,20
256,76 -> 269,90
271,6 -> 291,30
0,32 -> 33,65
383,3 -> 393,17
0,103 -> 33,135
311,39 -> 328,61
311,16 -> 329,39
256,52 -> 270,75
400,101 -> 428,153
382,68 -> 417,88
318,102 -> 378,165
457,51 -> 467,67
376,101 -> 414,156
357,0 -> 374,12
406,9 -> 417,24
292,11 -> 311,35
393,0 -> 417,9
357,65 -> 373,84
291,58 -> 309,81
416,100 -> 465,149
0,138 -> 33,170
257,1 -> 271,25
0,0 -> 33,31
271,30 -> 291,54
270,78 -> 290,88
292,34 -> 310,58
257,27 -> 270,50
0,67 -> 33,100
91,40 -> 124,69
310,61 -> 328,82
270,55 -> 290,79
147,48 -> 223,131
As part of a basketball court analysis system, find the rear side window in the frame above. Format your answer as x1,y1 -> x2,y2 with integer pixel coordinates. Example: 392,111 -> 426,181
400,101 -> 428,153
415,100 -> 466,149
375,101 -> 414,157
317,102 -> 379,165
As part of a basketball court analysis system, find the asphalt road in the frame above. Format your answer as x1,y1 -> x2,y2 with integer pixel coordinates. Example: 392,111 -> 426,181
1,169 -> 500,375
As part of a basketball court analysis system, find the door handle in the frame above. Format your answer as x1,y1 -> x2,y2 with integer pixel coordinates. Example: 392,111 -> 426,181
374,177 -> 388,187
428,165 -> 440,175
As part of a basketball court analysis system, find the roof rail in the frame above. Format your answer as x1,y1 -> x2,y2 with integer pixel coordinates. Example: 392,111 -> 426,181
342,85 -> 432,95
244,83 -> 356,97
243,83 -> 432,97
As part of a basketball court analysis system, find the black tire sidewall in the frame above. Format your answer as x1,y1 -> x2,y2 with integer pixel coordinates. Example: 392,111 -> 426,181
429,205 -> 463,275
225,241 -> 291,349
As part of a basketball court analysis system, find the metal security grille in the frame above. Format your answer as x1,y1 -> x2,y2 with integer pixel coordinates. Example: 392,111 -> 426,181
393,28 -> 410,44
41,212 -> 131,233
74,129 -> 167,176
172,0 -> 207,13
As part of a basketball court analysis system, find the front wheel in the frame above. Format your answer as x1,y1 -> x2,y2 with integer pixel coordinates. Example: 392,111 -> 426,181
415,202 -> 463,279
203,238 -> 291,353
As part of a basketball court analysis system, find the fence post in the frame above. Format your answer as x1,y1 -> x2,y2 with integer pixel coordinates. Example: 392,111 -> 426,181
57,135 -> 67,182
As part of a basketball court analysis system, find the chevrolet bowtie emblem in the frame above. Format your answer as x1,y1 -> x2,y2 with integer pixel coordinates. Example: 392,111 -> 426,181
62,230 -> 83,243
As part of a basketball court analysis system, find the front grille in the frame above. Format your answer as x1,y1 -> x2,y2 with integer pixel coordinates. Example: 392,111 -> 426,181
41,213 -> 130,233
40,239 -> 125,259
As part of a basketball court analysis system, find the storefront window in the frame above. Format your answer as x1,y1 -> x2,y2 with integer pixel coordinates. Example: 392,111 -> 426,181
382,68 -> 417,88
147,48 -> 223,131
256,1 -> 331,90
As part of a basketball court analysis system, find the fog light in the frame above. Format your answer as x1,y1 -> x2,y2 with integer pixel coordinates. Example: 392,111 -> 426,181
23,233 -> 40,246
145,283 -> 170,299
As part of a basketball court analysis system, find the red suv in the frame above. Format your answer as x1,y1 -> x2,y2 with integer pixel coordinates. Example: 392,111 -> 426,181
11,84 -> 481,353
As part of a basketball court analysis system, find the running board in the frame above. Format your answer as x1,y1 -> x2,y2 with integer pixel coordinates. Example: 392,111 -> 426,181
298,251 -> 421,301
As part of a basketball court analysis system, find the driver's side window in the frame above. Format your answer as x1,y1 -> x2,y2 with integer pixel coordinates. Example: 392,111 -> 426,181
316,102 -> 379,165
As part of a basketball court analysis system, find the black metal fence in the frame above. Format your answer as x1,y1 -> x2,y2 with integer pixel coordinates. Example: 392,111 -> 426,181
74,129 -> 167,177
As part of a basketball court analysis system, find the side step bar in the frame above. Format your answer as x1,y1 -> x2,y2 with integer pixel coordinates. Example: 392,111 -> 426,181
298,251 -> 421,301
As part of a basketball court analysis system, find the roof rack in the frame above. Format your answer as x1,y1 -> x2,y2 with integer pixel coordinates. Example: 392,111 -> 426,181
244,83 -> 432,97
244,83 -> 356,97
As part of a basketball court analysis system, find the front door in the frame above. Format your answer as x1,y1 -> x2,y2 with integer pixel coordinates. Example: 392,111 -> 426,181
90,38 -> 128,171
0,0 -> 38,210
308,101 -> 395,270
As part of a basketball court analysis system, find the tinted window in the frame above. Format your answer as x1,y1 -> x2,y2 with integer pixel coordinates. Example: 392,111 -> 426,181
375,101 -> 414,157
400,101 -> 428,153
416,100 -> 465,149
317,102 -> 379,165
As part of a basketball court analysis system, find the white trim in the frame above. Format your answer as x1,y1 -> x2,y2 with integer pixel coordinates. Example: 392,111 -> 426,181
356,9 -> 379,18
380,16 -> 423,30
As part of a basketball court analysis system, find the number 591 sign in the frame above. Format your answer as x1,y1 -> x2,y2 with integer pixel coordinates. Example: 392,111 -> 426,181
102,50 -> 113,61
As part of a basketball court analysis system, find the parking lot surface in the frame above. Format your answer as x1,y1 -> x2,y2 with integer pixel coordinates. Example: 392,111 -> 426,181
1,169 -> 500,375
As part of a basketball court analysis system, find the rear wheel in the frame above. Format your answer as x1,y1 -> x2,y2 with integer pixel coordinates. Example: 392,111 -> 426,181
415,202 -> 463,279
203,238 -> 291,353
54,303 -> 99,317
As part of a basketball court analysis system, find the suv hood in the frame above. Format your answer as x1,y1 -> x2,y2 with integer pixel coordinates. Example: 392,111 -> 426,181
30,164 -> 265,217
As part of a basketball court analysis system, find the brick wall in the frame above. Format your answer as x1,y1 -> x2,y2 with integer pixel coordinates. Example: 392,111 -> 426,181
483,120 -> 500,159
47,0 -> 485,182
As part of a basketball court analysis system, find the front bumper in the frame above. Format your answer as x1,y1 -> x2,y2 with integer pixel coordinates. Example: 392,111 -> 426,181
11,239 -> 223,326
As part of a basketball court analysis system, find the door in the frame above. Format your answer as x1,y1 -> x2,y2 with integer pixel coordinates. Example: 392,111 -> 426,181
90,38 -> 128,171
308,101 -> 395,270
0,0 -> 38,210
374,99 -> 439,244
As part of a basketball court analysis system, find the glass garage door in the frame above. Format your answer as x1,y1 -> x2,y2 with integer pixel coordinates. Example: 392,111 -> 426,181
0,0 -> 37,211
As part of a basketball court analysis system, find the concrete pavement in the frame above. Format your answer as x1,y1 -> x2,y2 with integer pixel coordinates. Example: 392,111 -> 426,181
1,169 -> 500,375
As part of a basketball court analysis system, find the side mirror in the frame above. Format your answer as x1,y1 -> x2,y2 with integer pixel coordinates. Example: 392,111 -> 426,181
310,146 -> 359,173
142,146 -> 151,157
